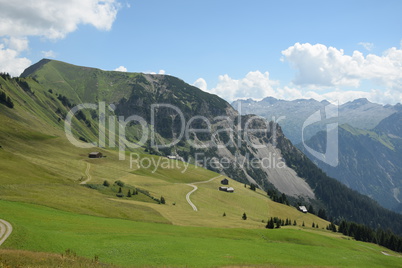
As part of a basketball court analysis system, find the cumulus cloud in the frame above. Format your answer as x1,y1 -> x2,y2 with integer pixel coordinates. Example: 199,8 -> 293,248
114,66 -> 127,72
358,42 -> 374,51
198,71 -> 279,102
2,37 -> 29,52
193,78 -> 208,91
197,74 -> 402,105
281,42 -> 402,90
0,37 -> 31,76
0,0 -> 121,76
0,0 -> 121,39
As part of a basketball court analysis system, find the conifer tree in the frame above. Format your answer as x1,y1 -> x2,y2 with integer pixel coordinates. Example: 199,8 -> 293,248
266,218 -> 275,229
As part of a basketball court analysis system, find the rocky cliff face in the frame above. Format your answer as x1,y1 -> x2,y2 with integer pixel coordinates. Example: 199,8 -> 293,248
19,59 -> 315,200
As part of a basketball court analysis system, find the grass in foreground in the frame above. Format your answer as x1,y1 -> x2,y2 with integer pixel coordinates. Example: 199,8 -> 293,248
0,249 -> 117,268
1,200 -> 401,268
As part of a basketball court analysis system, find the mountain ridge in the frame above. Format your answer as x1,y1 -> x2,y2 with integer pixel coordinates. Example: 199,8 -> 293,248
300,114 -> 402,213
3,59 -> 402,236
232,96 -> 401,144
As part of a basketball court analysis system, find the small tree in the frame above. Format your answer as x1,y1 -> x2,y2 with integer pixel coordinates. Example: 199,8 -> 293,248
242,212 -> 247,220
330,222 -> 337,232
302,221 -> 305,227
266,218 -> 275,229
118,187 -> 122,193
223,212 -> 226,217
115,180 -> 125,187
249,184 -> 256,191
103,180 -> 110,187
127,189 -> 132,197
160,196 -> 166,204
276,220 -> 281,229
293,220 -> 297,226
312,222 -> 315,228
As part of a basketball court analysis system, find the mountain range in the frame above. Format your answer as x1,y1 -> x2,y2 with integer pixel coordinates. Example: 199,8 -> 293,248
232,97 -> 402,144
232,96 -> 402,214
0,59 -> 402,239
301,114 -> 402,213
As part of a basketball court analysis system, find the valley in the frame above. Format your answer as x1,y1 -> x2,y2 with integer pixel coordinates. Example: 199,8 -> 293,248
0,60 -> 401,267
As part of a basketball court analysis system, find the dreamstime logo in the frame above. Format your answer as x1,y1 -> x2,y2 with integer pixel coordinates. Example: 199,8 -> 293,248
301,103 -> 339,167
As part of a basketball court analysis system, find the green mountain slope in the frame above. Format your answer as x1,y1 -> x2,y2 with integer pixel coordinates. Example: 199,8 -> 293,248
299,115 -> 402,213
0,59 -> 402,266
1,200 -> 401,268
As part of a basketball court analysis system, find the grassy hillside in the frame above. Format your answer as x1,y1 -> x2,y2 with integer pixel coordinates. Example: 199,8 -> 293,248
1,61 -> 402,267
1,200 -> 401,268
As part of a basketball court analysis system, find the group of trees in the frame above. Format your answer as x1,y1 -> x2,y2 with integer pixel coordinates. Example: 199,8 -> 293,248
248,183 -> 257,191
102,180 -> 139,198
15,78 -> 34,94
337,220 -> 402,253
326,222 -> 337,232
57,94 -> 73,108
0,91 -> 14,108
0,72 -> 11,80
266,217 -> 297,229
116,186 -> 138,198
267,189 -> 289,205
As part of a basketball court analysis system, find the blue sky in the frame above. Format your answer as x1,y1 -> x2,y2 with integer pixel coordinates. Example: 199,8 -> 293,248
1,0 -> 402,104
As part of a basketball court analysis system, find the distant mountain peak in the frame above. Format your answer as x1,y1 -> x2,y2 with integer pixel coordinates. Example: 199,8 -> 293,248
261,96 -> 279,104
351,98 -> 370,105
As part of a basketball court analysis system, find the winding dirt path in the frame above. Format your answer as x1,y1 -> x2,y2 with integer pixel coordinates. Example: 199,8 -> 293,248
186,175 -> 222,211
0,219 -> 12,246
80,162 -> 91,185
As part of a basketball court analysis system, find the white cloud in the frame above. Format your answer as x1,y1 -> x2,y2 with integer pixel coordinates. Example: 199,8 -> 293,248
0,0 -> 121,76
358,42 -> 374,51
199,71 -> 279,102
158,70 -> 166,75
0,43 -> 31,77
193,78 -> 208,91
0,0 -> 121,39
198,74 -> 402,105
114,66 -> 127,72
2,37 -> 29,52
281,42 -> 402,90
41,50 -> 56,58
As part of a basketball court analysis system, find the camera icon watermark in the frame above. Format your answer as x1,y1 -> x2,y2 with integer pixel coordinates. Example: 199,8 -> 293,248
301,103 -> 339,167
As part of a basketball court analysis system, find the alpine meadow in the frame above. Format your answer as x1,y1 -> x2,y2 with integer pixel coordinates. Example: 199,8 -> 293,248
1,1 -> 402,267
